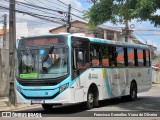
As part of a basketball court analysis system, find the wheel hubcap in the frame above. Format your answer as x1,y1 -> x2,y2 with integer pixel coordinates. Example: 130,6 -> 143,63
132,89 -> 135,98
88,93 -> 94,103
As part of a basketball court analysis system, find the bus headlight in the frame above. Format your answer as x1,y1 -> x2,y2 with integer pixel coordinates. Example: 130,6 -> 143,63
60,83 -> 68,93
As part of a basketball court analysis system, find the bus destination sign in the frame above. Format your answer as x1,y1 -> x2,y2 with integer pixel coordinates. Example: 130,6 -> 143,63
27,38 -> 58,46
18,36 -> 66,48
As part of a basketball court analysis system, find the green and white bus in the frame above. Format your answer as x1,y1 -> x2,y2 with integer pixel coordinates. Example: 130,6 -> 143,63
16,33 -> 152,110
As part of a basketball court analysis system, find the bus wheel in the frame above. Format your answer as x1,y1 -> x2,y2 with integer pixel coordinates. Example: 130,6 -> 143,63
85,89 -> 94,110
42,104 -> 53,111
129,82 -> 137,101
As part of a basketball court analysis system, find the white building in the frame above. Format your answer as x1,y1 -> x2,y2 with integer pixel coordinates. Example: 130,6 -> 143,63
0,22 -> 52,49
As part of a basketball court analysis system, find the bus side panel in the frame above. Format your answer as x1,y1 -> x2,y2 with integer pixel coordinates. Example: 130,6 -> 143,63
73,68 -> 130,103
72,68 -> 105,103
143,68 -> 152,92
128,67 -> 152,93
107,68 -> 130,97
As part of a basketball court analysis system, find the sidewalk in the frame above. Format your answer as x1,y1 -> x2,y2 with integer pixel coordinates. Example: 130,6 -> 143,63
0,83 -> 159,111
0,97 -> 40,111
152,82 -> 160,87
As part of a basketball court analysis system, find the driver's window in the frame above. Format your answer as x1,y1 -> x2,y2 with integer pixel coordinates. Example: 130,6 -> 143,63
76,50 -> 85,70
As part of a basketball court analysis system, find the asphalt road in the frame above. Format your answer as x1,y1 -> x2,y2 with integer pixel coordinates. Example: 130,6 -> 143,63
8,85 -> 160,120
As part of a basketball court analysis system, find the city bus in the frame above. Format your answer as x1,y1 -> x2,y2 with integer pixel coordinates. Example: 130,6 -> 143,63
16,33 -> 152,110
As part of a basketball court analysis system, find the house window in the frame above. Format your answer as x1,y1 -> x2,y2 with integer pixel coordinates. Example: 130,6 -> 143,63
107,31 -> 114,40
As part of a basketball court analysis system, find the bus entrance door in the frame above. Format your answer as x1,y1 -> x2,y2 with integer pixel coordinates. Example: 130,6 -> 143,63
73,49 -> 86,103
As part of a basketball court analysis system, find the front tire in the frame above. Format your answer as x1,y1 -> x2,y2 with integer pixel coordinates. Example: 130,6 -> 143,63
85,89 -> 94,110
42,104 -> 53,111
129,82 -> 137,100
84,87 -> 99,110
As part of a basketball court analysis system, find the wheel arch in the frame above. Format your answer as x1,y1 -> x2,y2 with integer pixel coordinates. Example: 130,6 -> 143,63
88,83 -> 99,97
131,79 -> 137,89
83,83 -> 99,109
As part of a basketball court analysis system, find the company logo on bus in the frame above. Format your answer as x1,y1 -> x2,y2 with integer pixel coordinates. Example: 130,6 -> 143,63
88,73 -> 98,80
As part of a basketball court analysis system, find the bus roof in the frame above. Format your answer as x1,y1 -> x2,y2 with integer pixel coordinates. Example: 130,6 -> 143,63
18,34 -> 150,50
18,33 -> 69,40
70,34 -> 151,50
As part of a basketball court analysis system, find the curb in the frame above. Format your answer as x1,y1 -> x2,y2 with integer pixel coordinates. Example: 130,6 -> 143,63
152,83 -> 160,87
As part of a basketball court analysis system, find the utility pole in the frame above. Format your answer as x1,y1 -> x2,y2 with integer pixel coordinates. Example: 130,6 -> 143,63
66,4 -> 71,33
124,20 -> 129,42
8,0 -> 17,106
3,14 -> 7,48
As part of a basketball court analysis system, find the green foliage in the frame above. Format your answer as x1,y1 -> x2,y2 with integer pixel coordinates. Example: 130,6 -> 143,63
85,0 -> 160,27
84,0 -> 113,27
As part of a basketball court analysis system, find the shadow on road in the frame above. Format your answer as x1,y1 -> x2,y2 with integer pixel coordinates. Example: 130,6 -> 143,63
98,96 -> 160,111
17,96 -> 160,115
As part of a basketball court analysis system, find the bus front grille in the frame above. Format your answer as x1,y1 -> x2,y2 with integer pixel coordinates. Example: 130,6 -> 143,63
19,82 -> 58,86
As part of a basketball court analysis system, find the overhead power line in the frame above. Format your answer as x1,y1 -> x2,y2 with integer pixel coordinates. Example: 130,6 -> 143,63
57,0 -> 84,13
34,0 -> 64,11
46,0 -> 68,8
3,0 -> 87,21
17,3 -> 63,18
3,0 -> 65,14
0,5 -> 64,25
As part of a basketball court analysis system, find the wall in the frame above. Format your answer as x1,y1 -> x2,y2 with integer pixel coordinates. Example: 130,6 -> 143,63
0,49 -> 10,97
0,32 -> 9,49
152,68 -> 160,83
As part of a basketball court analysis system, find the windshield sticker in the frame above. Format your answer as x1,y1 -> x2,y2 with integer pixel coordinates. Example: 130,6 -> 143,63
20,73 -> 38,78
39,49 -> 45,55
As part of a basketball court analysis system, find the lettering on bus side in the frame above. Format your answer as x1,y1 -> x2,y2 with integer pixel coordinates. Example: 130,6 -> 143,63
88,73 -> 98,80
114,74 -> 120,79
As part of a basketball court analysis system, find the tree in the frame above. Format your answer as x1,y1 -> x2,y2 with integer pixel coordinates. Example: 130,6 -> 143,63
87,0 -> 98,5
133,0 -> 160,27
85,0 -> 160,26
85,0 -> 138,27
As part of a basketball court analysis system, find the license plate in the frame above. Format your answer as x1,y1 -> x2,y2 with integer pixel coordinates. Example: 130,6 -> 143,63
32,100 -> 44,104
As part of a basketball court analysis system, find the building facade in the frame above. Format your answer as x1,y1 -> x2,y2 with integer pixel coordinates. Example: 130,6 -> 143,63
0,29 -> 9,49
49,20 -> 129,42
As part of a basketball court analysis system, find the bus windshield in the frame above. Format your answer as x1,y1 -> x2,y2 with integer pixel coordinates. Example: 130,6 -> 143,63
17,36 -> 68,79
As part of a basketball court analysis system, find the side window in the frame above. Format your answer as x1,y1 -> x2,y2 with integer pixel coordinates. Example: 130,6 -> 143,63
77,50 -> 85,69
101,45 -> 109,67
72,49 -> 89,79
128,48 -> 135,67
137,49 -> 144,67
90,44 -> 100,67
116,47 -> 125,67
146,50 -> 150,66
108,46 -> 116,67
